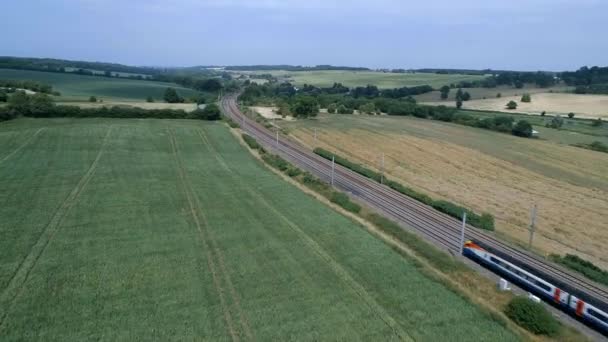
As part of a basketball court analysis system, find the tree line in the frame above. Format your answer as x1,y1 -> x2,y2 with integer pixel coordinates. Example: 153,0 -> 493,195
0,79 -> 56,95
0,92 -> 221,122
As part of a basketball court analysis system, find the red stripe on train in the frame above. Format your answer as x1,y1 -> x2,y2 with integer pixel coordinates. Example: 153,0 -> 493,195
576,300 -> 585,317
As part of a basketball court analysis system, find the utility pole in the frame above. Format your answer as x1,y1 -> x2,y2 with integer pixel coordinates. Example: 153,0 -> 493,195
528,204 -> 538,250
331,155 -> 335,186
380,152 -> 385,185
459,212 -> 467,255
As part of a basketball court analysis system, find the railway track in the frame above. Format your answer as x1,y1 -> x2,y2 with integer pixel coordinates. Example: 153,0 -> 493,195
221,95 -> 608,310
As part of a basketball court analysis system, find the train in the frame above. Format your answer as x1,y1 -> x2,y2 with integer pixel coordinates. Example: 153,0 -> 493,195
463,240 -> 608,334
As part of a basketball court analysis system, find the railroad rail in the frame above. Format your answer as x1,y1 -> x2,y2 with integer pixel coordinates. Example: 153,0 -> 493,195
220,95 -> 608,311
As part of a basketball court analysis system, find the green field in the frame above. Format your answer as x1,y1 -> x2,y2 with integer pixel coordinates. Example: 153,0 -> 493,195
0,118 -> 517,340
245,70 -> 486,89
0,69 -> 199,101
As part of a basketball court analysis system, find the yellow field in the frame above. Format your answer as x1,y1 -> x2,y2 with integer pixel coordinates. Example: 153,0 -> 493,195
425,93 -> 608,119
283,114 -> 608,269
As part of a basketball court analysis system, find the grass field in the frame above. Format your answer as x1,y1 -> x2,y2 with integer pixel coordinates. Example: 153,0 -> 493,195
0,69 -> 199,101
281,114 -> 608,270
241,70 -> 486,89
0,118 -> 517,340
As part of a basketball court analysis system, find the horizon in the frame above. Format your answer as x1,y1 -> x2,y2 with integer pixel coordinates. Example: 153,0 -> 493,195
2,0 -> 607,71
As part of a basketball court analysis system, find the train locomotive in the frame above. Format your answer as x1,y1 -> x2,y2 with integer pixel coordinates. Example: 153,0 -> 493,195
463,240 -> 608,334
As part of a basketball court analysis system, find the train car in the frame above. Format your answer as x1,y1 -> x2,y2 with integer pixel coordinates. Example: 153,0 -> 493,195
463,240 -> 608,334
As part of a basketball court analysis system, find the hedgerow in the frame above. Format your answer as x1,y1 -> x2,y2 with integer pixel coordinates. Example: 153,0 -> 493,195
504,297 -> 560,336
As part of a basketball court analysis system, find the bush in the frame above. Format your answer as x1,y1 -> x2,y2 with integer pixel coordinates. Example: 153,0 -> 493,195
591,118 -> 603,127
506,100 -> 517,110
286,166 -> 302,177
504,297 -> 560,336
550,254 -> 608,286
327,103 -> 337,114
337,104 -> 354,114
512,120 -> 533,138
192,103 -> 221,120
241,133 -> 262,150
0,91 -> 8,102
568,112 -> 575,118
330,192 -> 361,213
547,115 -> 564,129
262,153 -> 289,172
146,96 -> 154,103
89,96 -> 97,103
521,93 -> 531,102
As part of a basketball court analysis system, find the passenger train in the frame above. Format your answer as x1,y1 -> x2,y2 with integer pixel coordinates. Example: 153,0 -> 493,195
463,240 -> 608,334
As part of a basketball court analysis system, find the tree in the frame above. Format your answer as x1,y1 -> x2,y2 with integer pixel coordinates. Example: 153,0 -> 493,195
0,91 -> 7,102
568,112 -> 575,118
359,102 -> 375,114
327,103 -> 337,114
540,111 -> 546,116
521,93 -> 531,102
547,115 -> 564,129
164,87 -> 183,103
456,99 -> 463,109
193,103 -> 221,120
7,91 -> 30,114
512,120 -> 533,137
496,93 -> 502,98
455,88 -> 464,101
506,100 -> 517,110
337,104 -> 353,114
104,71 -> 112,77
290,96 -> 319,118
440,85 -> 450,100
89,96 -> 97,103
146,96 -> 154,103
29,93 -> 55,116
461,91 -> 471,101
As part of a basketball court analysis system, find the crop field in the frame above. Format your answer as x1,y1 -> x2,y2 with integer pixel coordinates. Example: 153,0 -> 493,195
0,69 -> 199,101
241,70 -> 486,89
281,114 -> 608,270
414,85 -> 572,102
425,92 -> 608,119
0,118 -> 517,340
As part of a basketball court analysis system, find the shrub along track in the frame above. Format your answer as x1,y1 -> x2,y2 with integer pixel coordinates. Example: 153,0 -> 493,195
221,95 -> 608,312
0,126 -> 112,329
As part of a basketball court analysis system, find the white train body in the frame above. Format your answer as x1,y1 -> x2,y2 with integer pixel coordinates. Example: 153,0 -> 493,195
463,241 -> 608,333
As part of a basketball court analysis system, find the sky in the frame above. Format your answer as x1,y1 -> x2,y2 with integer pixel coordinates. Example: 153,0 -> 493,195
1,0 -> 607,71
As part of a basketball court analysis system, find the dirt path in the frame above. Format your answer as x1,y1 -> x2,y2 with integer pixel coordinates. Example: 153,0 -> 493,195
0,126 -> 112,329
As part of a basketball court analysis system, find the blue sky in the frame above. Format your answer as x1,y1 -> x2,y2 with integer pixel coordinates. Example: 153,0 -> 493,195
2,0 -> 606,71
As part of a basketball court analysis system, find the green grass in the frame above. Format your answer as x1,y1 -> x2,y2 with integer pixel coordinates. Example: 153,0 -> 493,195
0,69 -> 199,101
0,118 -> 518,340
255,70 -> 486,89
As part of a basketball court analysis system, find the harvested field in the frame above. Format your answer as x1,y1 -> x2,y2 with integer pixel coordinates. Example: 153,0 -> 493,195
251,106 -> 294,121
239,70 -> 486,89
0,118 -> 517,340
425,93 -> 608,119
414,86 -> 572,102
282,114 -> 608,269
